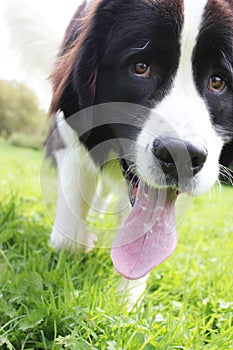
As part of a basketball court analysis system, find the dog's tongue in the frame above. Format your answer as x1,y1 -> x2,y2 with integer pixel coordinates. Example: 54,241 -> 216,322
111,182 -> 177,280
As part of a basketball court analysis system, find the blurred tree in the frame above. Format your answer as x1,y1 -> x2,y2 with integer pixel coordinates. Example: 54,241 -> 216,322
0,79 -> 47,136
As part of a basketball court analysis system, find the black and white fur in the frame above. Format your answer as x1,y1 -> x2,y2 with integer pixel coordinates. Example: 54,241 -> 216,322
46,0 -> 233,302
7,0 -> 228,303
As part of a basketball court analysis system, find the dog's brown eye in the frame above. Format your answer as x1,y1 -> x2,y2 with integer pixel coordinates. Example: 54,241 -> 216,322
133,63 -> 151,78
208,76 -> 226,93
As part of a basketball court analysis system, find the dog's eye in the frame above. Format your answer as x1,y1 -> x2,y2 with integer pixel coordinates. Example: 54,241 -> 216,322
208,76 -> 226,93
132,63 -> 151,78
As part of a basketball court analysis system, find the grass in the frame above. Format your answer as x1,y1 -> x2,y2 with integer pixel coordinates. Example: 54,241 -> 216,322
0,142 -> 233,349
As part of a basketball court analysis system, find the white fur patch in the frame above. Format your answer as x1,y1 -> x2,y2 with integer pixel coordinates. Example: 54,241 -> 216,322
50,112 -> 98,251
51,112 -> 130,251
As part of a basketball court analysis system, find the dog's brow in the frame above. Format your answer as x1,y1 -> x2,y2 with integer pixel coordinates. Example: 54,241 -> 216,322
219,49 -> 233,74
131,41 -> 150,51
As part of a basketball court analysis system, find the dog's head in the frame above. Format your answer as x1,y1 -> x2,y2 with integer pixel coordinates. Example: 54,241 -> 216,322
51,0 -> 233,279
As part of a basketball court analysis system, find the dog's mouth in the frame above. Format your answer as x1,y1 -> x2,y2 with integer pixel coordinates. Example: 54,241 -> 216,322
111,161 -> 179,280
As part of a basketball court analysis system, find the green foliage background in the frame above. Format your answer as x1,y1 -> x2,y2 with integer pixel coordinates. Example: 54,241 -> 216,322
0,80 -> 47,149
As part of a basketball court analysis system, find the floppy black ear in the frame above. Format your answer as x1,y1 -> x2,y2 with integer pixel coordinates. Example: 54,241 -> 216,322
50,1 -> 97,118
50,0 -> 122,118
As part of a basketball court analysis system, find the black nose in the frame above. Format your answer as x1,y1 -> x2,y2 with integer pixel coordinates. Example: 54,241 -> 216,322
152,138 -> 208,180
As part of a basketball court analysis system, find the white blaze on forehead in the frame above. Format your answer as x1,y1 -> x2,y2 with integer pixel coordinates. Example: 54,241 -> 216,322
137,0 -> 211,148
178,0 -> 208,86
157,0 -> 209,138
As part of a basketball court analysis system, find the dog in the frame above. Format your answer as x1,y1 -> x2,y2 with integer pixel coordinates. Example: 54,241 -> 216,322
47,0 -> 233,301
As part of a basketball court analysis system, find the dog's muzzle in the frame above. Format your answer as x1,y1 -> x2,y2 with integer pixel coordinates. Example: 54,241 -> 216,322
152,137 -> 208,185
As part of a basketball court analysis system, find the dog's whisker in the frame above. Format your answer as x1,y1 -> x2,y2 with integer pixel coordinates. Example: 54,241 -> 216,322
125,163 -> 137,174
219,168 -> 232,182
216,179 -> 222,193
219,165 -> 233,185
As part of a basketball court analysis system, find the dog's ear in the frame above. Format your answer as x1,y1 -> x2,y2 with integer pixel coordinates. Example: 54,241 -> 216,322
50,0 -> 120,119
50,0 -> 97,118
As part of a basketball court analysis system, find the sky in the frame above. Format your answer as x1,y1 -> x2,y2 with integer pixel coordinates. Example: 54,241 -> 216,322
0,0 -> 81,109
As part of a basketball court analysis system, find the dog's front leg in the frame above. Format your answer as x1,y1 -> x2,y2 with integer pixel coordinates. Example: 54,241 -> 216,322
50,144 -> 97,252
118,275 -> 149,310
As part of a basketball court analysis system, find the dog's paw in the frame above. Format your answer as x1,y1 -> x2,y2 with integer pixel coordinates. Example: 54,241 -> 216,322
50,225 -> 97,253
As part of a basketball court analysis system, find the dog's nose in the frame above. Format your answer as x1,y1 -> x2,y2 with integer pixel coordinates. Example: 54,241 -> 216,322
152,138 -> 208,179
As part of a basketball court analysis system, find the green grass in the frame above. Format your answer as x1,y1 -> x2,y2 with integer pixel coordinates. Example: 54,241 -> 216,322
0,142 -> 233,350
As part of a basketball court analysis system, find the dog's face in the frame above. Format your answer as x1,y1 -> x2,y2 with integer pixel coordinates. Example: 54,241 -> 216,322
95,0 -> 233,197
51,0 -> 233,279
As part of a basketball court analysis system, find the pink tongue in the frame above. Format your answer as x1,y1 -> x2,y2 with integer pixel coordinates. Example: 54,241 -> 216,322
111,182 -> 178,280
